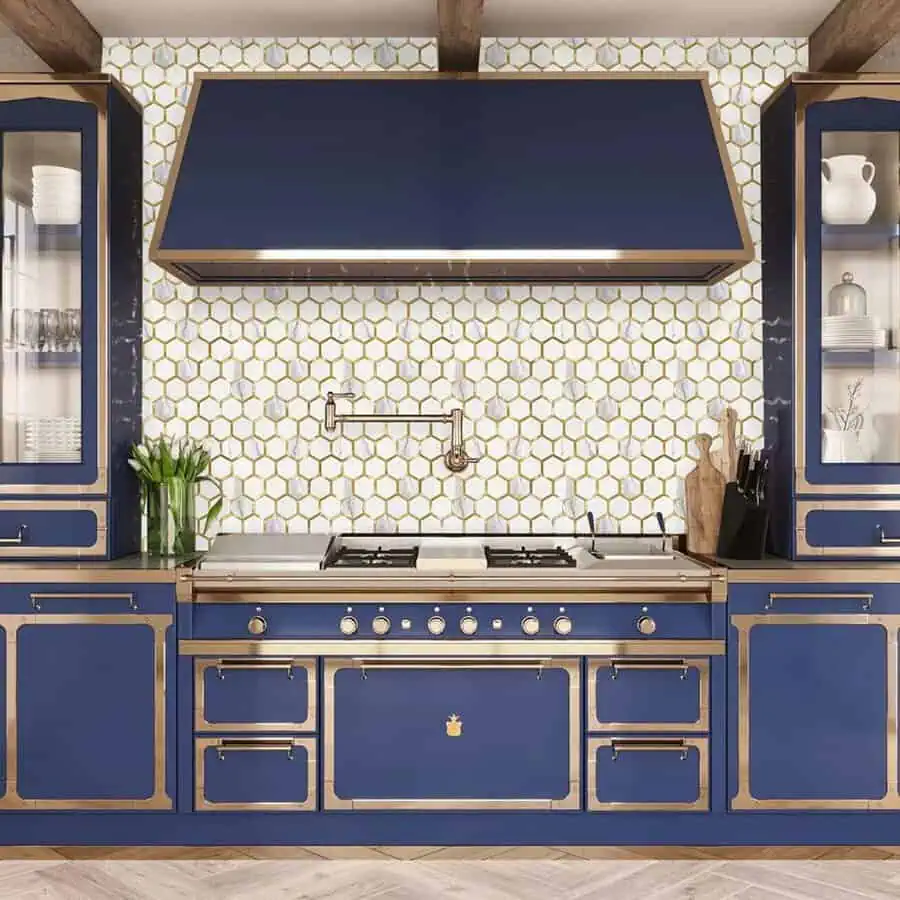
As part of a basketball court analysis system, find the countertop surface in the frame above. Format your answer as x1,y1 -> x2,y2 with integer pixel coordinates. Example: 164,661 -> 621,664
0,554 -> 198,581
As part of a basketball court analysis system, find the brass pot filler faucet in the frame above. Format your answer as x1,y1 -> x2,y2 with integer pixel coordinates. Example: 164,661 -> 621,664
323,392 -> 481,473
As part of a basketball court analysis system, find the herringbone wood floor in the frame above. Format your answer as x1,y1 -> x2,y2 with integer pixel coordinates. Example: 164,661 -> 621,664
0,848 -> 899,899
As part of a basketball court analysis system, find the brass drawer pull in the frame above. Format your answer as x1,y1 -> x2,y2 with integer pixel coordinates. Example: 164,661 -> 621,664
30,592 -> 138,611
877,525 -> 900,545
214,738 -> 298,760
765,592 -> 872,611
0,525 -> 26,545
610,739 -> 689,761
215,658 -> 296,679
609,659 -> 689,680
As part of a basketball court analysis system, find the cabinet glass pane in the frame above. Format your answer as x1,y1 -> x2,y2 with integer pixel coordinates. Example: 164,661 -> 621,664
820,132 -> 900,465
0,132 -> 81,464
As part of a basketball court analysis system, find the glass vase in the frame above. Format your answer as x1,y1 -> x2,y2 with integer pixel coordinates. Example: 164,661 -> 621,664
143,479 -> 197,557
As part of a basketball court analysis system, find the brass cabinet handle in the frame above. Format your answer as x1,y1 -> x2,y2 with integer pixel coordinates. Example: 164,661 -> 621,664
765,592 -> 872,611
351,657 -> 552,680
30,592 -> 138,611
610,738 -> 690,761
877,525 -> 900,545
609,659 -> 689,680
215,658 -> 296,679
0,525 -> 26,545
214,738 -> 299,760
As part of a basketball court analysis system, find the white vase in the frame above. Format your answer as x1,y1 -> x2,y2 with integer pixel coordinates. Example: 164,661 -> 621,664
823,428 -> 866,463
822,155 -> 877,225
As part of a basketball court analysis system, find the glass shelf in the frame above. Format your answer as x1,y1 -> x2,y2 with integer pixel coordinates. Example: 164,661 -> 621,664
823,349 -> 900,369
822,223 -> 900,251
2,349 -> 81,368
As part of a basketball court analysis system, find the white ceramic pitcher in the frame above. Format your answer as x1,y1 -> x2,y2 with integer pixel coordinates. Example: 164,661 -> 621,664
822,155 -> 877,225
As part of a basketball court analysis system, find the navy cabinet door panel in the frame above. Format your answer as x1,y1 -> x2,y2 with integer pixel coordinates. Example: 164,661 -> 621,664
196,658 -> 315,731
732,615 -> 890,809
8,616 -> 171,808
589,659 -> 707,732
196,738 -> 316,811
588,738 -> 708,811
324,659 -> 580,809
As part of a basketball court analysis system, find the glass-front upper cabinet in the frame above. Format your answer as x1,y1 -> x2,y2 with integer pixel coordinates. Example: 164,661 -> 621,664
0,77 -> 142,561
763,76 -> 900,558
1,132 -> 83,467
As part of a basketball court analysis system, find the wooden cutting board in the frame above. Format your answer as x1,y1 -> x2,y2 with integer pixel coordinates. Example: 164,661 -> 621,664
685,433 -> 726,554
710,406 -> 738,482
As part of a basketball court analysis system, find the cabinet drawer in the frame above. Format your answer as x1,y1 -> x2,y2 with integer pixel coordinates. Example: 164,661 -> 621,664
195,737 -> 316,811
0,583 -> 174,615
0,501 -> 105,558
324,658 -> 580,810
798,502 -> 900,558
588,737 -> 709,811
588,659 -> 708,732
195,658 -> 316,732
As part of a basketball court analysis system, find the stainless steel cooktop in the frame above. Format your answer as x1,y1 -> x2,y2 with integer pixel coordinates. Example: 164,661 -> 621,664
198,532 -> 706,578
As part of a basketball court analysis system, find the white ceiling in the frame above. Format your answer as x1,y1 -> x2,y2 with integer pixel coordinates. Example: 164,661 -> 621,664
73,0 -> 839,38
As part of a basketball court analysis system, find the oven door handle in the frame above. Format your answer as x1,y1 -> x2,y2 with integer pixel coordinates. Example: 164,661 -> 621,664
215,658 -> 297,679
608,659 -> 690,680
350,657 -> 553,679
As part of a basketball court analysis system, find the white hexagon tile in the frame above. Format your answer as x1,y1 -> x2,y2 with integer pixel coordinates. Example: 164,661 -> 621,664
102,37 -> 806,539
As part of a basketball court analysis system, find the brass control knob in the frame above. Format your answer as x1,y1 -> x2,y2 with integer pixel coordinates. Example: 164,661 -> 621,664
636,615 -> 657,635
553,616 -> 573,636
460,615 -> 478,636
427,615 -> 446,635
521,615 -> 540,636
247,615 -> 268,636
372,615 -> 391,636
339,615 -> 358,636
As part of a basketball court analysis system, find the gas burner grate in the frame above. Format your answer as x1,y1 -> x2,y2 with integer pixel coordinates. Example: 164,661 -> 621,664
484,546 -> 576,569
329,545 -> 419,569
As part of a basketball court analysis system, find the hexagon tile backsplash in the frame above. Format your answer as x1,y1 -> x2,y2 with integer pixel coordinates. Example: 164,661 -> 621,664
102,36 -> 806,539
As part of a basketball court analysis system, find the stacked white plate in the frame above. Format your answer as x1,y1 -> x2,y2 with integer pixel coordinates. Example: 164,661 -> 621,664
32,165 -> 80,225
822,315 -> 887,349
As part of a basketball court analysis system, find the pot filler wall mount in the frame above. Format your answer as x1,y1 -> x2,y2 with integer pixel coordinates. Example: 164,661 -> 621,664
324,391 -> 481,473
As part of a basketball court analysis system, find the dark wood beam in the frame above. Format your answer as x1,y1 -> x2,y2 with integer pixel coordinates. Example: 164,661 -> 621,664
437,0 -> 484,72
0,0 -> 102,72
810,0 -> 900,71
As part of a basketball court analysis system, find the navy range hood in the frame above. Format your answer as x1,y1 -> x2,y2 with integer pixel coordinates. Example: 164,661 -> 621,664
150,73 -> 753,285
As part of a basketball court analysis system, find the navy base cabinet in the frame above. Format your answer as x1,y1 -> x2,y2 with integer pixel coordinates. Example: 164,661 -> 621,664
0,582 -> 174,809
730,582 -> 898,810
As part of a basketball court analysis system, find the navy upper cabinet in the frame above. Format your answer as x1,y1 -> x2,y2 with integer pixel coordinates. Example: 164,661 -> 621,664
763,75 -> 900,558
0,76 -> 142,560
151,74 -> 752,285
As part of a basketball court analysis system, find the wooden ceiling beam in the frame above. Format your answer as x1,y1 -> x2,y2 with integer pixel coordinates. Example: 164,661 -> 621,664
0,0 -> 102,72
810,0 -> 900,71
437,0 -> 484,72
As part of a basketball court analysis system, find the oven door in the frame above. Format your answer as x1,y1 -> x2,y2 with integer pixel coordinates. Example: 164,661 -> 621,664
323,657 -> 580,810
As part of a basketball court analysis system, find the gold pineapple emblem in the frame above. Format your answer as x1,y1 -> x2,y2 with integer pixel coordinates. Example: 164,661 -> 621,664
445,713 -> 463,737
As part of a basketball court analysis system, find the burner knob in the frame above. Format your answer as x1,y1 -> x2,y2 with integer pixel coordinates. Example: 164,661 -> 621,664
521,615 -> 540,636
636,615 -> 657,636
553,616 -> 573,636
247,615 -> 268,636
427,615 -> 446,635
339,615 -> 358,636
372,615 -> 391,636
460,615 -> 478,636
